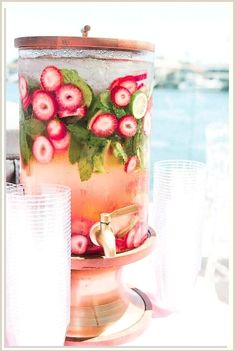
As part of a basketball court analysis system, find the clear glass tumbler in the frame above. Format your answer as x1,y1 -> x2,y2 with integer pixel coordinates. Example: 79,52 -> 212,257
5,183 -> 71,347
152,160 -> 207,312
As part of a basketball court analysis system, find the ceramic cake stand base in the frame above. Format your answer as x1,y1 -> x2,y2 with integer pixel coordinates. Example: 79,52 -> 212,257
65,227 -> 156,347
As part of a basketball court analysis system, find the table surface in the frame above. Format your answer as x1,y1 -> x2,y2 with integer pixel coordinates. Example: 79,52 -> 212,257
122,260 -> 230,348
120,211 -> 230,348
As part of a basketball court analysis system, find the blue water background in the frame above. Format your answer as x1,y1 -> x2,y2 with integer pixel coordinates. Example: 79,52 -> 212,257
6,82 -> 229,197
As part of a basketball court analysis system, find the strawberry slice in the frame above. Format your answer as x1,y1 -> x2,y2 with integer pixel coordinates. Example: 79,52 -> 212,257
40,66 -> 62,92
22,94 -> 31,111
71,218 -> 92,237
71,234 -> 88,255
117,115 -> 137,138
119,76 -> 137,94
58,105 -> 87,119
32,90 -> 57,121
116,237 -> 127,252
86,244 -> 103,255
56,84 -> 83,111
132,72 -> 147,81
32,136 -> 54,164
110,75 -> 137,94
126,228 -> 136,249
50,131 -> 70,151
111,86 -> 131,107
90,112 -> 117,137
19,75 -> 28,100
137,82 -> 144,90
124,156 -> 138,173
133,225 -> 147,248
47,119 -> 66,140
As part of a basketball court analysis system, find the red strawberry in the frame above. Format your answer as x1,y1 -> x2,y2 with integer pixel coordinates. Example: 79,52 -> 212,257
137,82 -> 144,90
19,75 -> 28,100
87,110 -> 102,130
119,77 -> 137,94
71,234 -> 88,255
76,105 -> 88,118
32,90 -> 57,121
110,75 -> 137,94
56,84 -> 83,111
22,94 -> 31,111
58,105 -> 87,119
109,77 -> 121,91
32,136 -> 54,164
124,156 -> 138,173
117,115 -> 137,138
40,65 -> 62,92
86,244 -> 103,255
50,131 -> 70,151
116,237 -> 127,252
111,86 -> 131,107
71,218 -> 92,237
47,119 -> 66,140
132,72 -> 147,81
90,113 -> 117,137
143,110 -> 151,136
126,228 -> 136,249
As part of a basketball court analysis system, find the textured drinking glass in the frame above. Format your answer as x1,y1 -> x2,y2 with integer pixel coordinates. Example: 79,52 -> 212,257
152,160 -> 207,311
5,183 -> 71,347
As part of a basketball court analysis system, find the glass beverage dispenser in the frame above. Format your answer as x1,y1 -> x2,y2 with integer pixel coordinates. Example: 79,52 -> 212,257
14,32 -> 155,258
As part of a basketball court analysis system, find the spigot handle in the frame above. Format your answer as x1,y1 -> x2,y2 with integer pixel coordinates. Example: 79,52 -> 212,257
110,204 -> 139,220
89,204 -> 139,258
100,204 -> 138,225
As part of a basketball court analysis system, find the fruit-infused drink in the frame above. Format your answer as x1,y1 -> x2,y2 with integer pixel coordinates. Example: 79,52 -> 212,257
15,36 -> 155,256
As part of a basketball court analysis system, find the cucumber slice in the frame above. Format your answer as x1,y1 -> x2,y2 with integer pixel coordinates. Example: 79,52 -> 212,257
129,91 -> 148,119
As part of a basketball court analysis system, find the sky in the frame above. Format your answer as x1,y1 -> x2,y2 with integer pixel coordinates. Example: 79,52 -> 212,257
4,2 -> 232,65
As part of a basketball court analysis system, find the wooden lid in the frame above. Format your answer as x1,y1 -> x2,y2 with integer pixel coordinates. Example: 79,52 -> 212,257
14,36 -> 155,52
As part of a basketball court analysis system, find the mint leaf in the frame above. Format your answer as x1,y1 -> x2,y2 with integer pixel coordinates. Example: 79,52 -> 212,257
23,118 -> 46,138
61,68 -> 93,107
93,153 -> 106,173
89,134 -> 108,149
77,144 -> 96,181
86,97 -> 100,119
137,147 -> 144,169
19,126 -> 32,165
67,124 -> 90,141
69,136 -> 81,164
75,80 -> 93,107
111,141 -> 127,163
64,116 -> 80,125
78,157 -> 93,181
124,137 -> 135,157
28,77 -> 40,93
20,108 -> 25,122
60,69 -> 80,83
93,140 -> 110,173
99,91 -> 110,108
111,105 -> 127,119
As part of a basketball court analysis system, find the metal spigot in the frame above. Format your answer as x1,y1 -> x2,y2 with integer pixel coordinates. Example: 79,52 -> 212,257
89,204 -> 138,258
